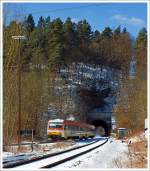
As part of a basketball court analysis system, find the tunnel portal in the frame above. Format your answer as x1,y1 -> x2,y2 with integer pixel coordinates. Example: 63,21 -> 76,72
87,108 -> 112,136
92,120 -> 111,136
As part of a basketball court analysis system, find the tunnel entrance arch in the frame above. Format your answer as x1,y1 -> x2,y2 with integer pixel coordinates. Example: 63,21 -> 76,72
92,120 -> 110,136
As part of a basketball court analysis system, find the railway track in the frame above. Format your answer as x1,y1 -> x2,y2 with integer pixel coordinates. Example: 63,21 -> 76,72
3,138 -> 108,169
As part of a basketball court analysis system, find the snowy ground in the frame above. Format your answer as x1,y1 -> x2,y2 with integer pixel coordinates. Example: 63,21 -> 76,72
10,138 -> 107,169
3,138 -> 131,169
53,138 -> 129,169
3,138 -> 97,166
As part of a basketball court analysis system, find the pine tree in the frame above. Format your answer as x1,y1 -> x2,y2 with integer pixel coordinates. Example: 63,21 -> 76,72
63,17 -> 78,65
101,27 -> 112,39
114,25 -> 121,35
77,20 -> 92,62
45,16 -> 51,29
48,18 -> 64,70
63,17 -> 77,46
122,27 -> 127,34
77,20 -> 92,42
24,14 -> 35,35
135,27 -> 147,49
92,30 -> 100,41
37,16 -> 46,29
135,28 -> 147,80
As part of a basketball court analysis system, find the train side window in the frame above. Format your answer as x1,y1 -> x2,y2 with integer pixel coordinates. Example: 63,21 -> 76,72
64,125 -> 68,130
80,127 -> 84,131
71,125 -> 78,131
75,126 -> 79,131
74,126 -> 78,131
68,125 -> 71,130
67,125 -> 79,131
56,125 -> 62,128
71,125 -> 75,131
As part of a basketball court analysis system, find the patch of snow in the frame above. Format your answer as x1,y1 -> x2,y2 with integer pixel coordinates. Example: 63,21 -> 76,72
3,152 -> 14,158
54,139 -> 128,169
94,134 -> 102,138
3,140 -> 96,166
10,139 -> 106,169
3,153 -> 34,164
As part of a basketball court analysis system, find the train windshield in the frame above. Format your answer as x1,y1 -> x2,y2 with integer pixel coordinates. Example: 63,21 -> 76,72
49,122 -> 63,128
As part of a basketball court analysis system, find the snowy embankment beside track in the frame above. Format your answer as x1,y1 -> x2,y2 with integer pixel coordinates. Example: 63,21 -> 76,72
54,138 -> 128,169
3,138 -> 130,169
10,139 -> 107,169
3,139 -> 97,165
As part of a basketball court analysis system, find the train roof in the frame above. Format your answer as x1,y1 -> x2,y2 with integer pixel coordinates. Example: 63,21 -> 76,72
64,120 -> 95,129
48,119 -> 64,123
48,119 -> 95,129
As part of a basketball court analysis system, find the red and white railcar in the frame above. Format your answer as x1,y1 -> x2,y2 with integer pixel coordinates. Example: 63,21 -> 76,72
47,119 -> 95,139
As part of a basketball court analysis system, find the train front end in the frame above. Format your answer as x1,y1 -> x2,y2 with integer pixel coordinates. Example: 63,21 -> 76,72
47,119 -> 64,139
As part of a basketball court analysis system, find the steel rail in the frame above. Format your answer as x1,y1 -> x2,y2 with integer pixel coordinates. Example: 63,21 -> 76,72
3,138 -> 105,168
42,138 -> 108,168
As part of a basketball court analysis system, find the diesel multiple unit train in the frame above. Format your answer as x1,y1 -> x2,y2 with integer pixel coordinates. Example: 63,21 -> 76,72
47,119 -> 95,139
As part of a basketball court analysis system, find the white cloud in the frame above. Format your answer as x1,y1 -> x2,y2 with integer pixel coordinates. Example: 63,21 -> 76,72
111,14 -> 145,26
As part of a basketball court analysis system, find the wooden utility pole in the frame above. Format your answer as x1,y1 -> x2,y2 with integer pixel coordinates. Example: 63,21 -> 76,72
12,36 -> 26,150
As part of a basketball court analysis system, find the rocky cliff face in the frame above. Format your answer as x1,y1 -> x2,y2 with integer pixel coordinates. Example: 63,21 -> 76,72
37,63 -> 121,138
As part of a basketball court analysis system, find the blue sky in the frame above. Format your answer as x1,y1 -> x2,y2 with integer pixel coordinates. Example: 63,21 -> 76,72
4,3 -> 147,38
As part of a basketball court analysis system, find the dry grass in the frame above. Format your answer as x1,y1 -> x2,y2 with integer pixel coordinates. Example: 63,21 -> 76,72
53,142 -> 73,149
113,140 -> 147,168
4,140 -> 75,154
4,145 -> 31,154
41,141 -> 75,153
127,140 -> 147,168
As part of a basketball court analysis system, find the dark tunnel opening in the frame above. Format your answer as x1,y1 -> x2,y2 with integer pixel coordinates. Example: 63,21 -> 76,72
92,120 -> 110,137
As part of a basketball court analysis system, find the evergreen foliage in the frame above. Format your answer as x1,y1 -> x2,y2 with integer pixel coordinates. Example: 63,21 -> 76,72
4,15 -> 134,72
135,27 -> 147,49
24,14 -> 35,35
